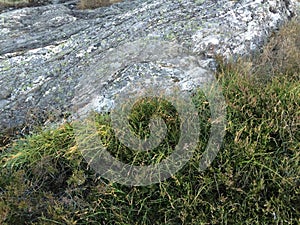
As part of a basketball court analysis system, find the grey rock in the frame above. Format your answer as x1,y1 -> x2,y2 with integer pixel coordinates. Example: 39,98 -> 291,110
0,0 -> 299,132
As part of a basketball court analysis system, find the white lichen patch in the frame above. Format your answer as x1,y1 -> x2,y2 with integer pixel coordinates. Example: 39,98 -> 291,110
0,0 -> 298,130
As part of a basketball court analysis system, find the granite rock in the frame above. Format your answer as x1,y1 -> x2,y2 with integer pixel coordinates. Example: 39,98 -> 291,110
0,0 -> 299,133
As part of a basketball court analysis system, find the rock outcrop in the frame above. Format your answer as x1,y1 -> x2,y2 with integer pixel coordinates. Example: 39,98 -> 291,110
0,0 -> 299,134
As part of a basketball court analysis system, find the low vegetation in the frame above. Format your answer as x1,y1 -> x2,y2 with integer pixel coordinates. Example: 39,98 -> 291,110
0,18 -> 299,225
0,0 -> 51,11
0,0 -> 122,11
77,0 -> 123,10
0,0 -> 29,5
0,0 -> 29,9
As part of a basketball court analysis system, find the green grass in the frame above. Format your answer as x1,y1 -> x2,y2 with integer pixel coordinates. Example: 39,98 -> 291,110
0,20 -> 299,224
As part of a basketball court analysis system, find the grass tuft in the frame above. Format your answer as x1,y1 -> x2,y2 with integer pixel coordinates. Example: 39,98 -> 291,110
77,0 -> 123,10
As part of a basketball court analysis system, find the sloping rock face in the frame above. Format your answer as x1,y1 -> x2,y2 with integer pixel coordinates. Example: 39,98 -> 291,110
0,0 -> 299,133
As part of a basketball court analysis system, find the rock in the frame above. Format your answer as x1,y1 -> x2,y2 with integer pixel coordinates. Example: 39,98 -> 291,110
0,0 -> 299,133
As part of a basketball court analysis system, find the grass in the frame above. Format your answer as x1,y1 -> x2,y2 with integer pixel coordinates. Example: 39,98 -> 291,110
77,0 -> 123,10
0,0 -> 51,11
0,0 -> 123,11
0,0 -> 29,5
0,19 -> 299,224
0,0 -> 29,10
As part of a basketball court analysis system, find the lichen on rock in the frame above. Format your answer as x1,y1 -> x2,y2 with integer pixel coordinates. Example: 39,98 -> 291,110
0,0 -> 299,133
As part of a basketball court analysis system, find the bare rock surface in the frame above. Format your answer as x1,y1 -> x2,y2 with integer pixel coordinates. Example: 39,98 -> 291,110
0,0 -> 299,133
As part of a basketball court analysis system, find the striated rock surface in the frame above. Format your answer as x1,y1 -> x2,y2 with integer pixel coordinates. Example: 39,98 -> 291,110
0,0 -> 299,134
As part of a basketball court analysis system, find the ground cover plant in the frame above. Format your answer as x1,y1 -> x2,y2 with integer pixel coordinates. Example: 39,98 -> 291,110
0,0 -> 28,5
0,0 -> 29,11
0,0 -> 122,11
77,0 -> 123,9
0,19 -> 299,224
0,0 -> 52,11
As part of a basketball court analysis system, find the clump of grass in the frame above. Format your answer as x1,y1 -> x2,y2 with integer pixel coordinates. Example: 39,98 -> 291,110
0,0 -> 51,11
235,17 -> 300,81
0,20 -> 299,224
94,97 -> 183,166
0,0 -> 28,11
77,0 -> 123,10
0,0 -> 29,5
